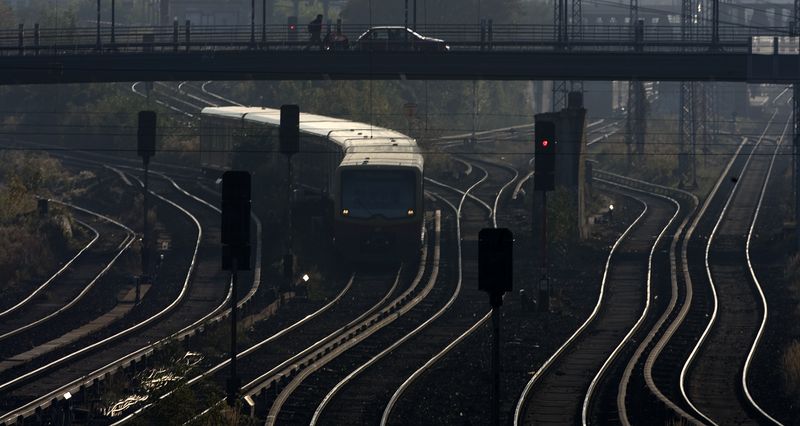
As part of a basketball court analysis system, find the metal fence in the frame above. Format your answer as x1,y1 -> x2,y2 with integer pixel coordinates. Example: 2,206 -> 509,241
0,23 -> 792,56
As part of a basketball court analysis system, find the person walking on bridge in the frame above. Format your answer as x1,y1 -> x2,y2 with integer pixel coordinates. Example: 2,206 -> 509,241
306,14 -> 324,50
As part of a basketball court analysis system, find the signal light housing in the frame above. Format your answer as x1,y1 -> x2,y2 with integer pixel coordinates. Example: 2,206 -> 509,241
534,119 -> 556,192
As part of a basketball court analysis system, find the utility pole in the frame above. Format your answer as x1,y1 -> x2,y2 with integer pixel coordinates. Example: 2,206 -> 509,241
251,0 -> 256,47
795,0 -> 800,251
570,0 -> 583,95
679,0 -> 696,187
626,2 -> 646,166
111,0 -> 116,46
280,106 -> 300,291
262,0 -> 267,43
137,112 -> 157,304
405,0 -> 409,41
552,0 -> 568,111
712,0 -> 720,48
95,0 -> 101,50
413,0 -> 417,30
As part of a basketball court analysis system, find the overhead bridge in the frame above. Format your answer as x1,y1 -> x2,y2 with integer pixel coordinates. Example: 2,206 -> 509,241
0,24 -> 797,84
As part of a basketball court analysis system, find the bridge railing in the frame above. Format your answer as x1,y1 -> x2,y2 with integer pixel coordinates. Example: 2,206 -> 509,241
0,23 -> 791,55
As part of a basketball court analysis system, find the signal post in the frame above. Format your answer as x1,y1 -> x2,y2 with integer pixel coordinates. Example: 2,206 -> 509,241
280,105 -> 300,292
221,171 -> 252,407
478,228 -> 513,426
137,111 -> 156,304
533,119 -> 556,311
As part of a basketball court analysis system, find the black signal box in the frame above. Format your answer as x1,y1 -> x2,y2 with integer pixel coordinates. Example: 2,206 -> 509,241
280,105 -> 300,155
137,111 -> 157,160
534,119 -> 556,191
221,171 -> 251,271
478,228 -> 513,307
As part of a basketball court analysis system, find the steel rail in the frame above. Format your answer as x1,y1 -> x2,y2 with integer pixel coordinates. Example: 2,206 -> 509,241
249,269 -> 403,425
592,171 -> 701,426
0,199 -> 135,343
111,273 -> 357,425
0,215 -> 100,320
176,81 -> 220,107
130,81 -> 195,117
378,159 -> 516,425
265,161 -> 491,424
631,132 -> 750,424
513,188 -> 649,425
200,81 -> 244,106
741,114 -> 791,425
263,224 -> 433,425
581,178 -> 681,425
152,82 -> 207,111
187,217 -> 434,424
0,170 -> 204,424
679,109 -> 780,426
252,230 -> 435,424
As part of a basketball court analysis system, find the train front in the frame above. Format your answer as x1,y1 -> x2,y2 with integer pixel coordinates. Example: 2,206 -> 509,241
333,152 -> 424,262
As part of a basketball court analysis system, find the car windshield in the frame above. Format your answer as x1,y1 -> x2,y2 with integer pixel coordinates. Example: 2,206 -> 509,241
341,169 -> 415,219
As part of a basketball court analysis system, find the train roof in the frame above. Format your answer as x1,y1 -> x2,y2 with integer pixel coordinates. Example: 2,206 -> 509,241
202,106 -> 422,169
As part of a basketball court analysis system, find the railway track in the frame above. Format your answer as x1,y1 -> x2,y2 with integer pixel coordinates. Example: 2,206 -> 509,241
284,157 -> 512,425
513,178 -> 681,425
0,159 -> 258,425
0,200 -> 135,373
0,200 -> 133,340
680,111 -> 789,425
0,206 -> 100,321
616,131 -> 753,425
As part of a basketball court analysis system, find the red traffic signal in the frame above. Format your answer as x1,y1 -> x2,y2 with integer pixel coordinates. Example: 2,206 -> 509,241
534,119 -> 556,191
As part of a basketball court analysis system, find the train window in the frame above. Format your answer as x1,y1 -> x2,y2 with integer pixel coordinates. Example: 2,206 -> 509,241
340,169 -> 415,219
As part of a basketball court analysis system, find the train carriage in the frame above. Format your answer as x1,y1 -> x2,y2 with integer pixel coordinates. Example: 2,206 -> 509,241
200,106 -> 424,261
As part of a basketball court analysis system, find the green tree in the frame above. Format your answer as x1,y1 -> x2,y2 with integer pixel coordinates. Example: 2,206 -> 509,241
0,0 -> 15,28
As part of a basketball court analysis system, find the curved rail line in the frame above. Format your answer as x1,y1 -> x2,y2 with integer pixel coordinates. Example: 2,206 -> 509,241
0,121 -> 266,425
185,217 -> 436,424
513,187 -> 651,425
581,178 -> 682,424
0,215 -> 100,320
741,113 -> 791,425
111,272 -> 357,425
307,162 -> 499,425
634,133 -> 751,424
680,110 -> 784,425
378,159 -> 517,425
0,169 -> 208,424
0,200 -> 135,343
594,172 -> 700,426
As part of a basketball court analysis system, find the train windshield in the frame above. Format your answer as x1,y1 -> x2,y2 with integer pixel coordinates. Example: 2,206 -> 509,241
340,169 -> 416,219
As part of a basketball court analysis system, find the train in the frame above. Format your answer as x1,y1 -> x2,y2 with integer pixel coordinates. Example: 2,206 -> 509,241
199,106 -> 425,261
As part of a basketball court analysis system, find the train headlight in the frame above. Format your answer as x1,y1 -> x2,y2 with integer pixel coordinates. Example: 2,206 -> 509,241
407,208 -> 415,217
342,209 -> 349,216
